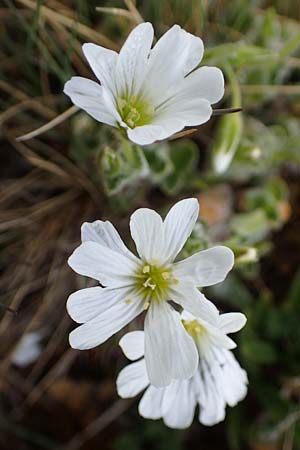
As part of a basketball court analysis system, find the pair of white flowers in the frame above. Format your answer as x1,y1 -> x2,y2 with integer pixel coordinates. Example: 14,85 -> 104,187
67,198 -> 247,429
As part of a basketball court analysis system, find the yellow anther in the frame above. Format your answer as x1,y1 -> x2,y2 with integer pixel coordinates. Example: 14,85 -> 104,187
125,298 -> 132,305
142,265 -> 150,274
143,301 -> 150,310
161,272 -> 170,280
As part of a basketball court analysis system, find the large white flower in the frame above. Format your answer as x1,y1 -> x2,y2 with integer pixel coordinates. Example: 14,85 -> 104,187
64,23 -> 224,145
67,198 -> 234,387
117,311 -> 248,429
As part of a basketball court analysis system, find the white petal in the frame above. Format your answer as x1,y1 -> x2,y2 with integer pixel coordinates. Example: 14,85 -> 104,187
219,312 -> 247,334
116,359 -> 149,398
115,23 -> 154,97
197,359 -> 226,426
82,43 -> 117,92
143,26 -> 208,116
163,198 -> 199,263
69,292 -> 144,349
101,87 -> 123,122
198,390 -> 226,426
81,220 -> 138,262
129,208 -> 164,263
144,301 -> 198,387
63,77 -> 117,126
162,380 -> 197,429
157,96 -> 212,127
173,246 -> 234,287
68,241 -> 138,287
171,282 -> 219,324
127,124 -> 164,145
209,332 -> 237,350
138,385 -> 165,419
197,347 -> 248,426
119,331 -> 145,361
67,287 -> 123,323
176,66 -> 224,104
184,33 -> 204,74
128,119 -> 186,144
145,25 -> 196,104
151,117 -> 185,139
219,350 -> 248,406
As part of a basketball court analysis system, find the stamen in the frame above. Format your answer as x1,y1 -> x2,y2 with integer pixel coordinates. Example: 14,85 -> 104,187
117,95 -> 154,128
117,98 -> 127,110
125,298 -> 132,305
142,265 -> 150,274
136,262 -> 174,305
143,301 -> 150,310
143,277 -> 156,290
182,319 -> 206,338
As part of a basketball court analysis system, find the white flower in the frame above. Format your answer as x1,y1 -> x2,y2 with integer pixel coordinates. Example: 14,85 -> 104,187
116,311 -> 248,429
64,23 -> 224,146
67,198 -> 234,387
11,331 -> 44,367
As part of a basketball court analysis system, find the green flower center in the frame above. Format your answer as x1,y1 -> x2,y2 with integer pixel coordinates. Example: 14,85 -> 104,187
182,319 -> 206,338
117,95 -> 154,129
135,263 -> 178,308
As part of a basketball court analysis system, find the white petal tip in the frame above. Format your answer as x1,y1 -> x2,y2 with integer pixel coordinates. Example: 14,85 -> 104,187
67,251 -> 76,271
217,246 -> 235,271
69,327 -> 91,350
82,42 -> 92,50
63,79 -> 72,96
237,314 -> 247,329
69,332 -> 79,350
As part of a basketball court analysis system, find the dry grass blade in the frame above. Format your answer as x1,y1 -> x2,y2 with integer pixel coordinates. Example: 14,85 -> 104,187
8,135 -> 103,207
0,97 -> 57,125
123,0 -> 144,24
212,107 -> 242,115
15,0 -> 119,50
0,170 -> 40,207
13,349 -> 77,419
0,79 -> 31,101
169,128 -> 198,140
96,7 -> 133,20
0,80 -> 57,120
15,106 -> 78,142
59,399 -> 135,450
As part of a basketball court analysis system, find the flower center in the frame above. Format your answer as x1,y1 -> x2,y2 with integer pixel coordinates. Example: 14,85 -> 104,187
135,263 -> 177,308
182,319 -> 206,339
117,95 -> 154,129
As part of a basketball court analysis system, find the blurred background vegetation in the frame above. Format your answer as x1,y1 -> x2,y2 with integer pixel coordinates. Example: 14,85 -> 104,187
1,0 -> 300,449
